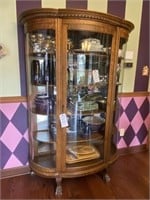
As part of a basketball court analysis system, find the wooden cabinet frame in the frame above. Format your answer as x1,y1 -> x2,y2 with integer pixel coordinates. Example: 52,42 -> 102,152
19,8 -> 134,196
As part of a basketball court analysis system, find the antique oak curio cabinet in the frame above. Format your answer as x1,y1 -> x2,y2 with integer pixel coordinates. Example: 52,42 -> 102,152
19,8 -> 134,195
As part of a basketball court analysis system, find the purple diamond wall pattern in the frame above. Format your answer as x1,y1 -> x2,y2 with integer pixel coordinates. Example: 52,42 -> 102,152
0,96 -> 149,169
0,103 -> 29,169
0,0 -> 149,170
116,96 -> 150,149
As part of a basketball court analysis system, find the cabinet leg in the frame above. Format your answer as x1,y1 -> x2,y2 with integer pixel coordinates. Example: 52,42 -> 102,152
103,173 -> 111,182
102,169 -> 111,182
30,170 -> 35,176
55,175 -> 62,196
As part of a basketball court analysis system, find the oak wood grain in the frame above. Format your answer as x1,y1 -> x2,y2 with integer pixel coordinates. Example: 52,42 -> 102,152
1,151 -> 149,199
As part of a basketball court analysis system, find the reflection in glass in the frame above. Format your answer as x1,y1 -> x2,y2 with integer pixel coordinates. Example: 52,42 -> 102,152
66,30 -> 112,165
113,38 -> 127,150
27,29 -> 56,168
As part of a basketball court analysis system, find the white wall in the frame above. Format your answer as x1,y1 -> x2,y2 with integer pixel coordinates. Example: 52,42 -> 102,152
42,0 -> 66,8
88,0 -> 107,12
122,0 -> 143,92
0,0 -> 20,97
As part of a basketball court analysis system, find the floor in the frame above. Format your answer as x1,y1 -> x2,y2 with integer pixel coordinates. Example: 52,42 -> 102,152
1,151 -> 149,199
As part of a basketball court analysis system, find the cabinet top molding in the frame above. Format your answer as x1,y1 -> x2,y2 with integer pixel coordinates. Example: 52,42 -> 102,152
19,8 -> 134,33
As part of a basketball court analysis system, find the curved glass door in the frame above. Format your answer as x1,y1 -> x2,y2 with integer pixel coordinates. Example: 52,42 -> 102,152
66,30 -> 112,166
26,29 -> 56,169
113,38 -> 127,154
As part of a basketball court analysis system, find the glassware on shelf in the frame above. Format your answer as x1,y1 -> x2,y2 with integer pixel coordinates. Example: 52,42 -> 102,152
80,38 -> 103,52
30,33 -> 55,53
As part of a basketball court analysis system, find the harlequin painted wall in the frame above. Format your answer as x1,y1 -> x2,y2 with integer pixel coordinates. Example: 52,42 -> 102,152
0,0 -> 149,170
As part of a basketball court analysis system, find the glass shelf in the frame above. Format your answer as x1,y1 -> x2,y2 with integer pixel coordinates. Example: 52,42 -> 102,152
34,130 -> 56,143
